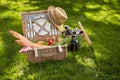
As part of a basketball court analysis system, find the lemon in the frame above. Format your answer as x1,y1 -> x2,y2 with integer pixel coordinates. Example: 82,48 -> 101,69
37,41 -> 47,45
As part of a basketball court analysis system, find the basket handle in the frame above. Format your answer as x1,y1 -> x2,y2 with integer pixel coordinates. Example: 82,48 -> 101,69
58,45 -> 63,52
34,48 -> 56,57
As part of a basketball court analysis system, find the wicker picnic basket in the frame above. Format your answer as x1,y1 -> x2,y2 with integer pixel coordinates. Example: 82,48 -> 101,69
21,10 -> 67,63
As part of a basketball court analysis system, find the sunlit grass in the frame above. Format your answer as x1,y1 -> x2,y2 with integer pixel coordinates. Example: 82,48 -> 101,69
86,2 -> 100,9
0,38 -> 5,53
0,0 -> 40,12
84,3 -> 120,25
76,55 -> 96,68
0,0 -> 120,80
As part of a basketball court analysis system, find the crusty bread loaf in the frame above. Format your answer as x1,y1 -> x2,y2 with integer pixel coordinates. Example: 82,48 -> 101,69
9,30 -> 46,48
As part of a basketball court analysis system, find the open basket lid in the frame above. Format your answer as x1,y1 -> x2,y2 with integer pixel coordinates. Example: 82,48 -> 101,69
21,10 -> 60,42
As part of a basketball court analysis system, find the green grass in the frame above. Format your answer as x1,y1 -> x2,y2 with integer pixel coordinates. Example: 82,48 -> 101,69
0,0 -> 120,80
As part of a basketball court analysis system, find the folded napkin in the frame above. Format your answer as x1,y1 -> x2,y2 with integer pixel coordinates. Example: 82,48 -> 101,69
19,46 -> 32,53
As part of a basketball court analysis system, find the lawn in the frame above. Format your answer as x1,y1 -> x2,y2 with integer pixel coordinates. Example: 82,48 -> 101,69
0,0 -> 120,80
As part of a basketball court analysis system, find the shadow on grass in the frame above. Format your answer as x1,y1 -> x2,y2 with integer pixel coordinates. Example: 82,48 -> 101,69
0,4 -> 10,13
0,32 -> 20,75
0,9 -> 23,79
17,46 -> 96,80
23,0 -> 120,79
0,0 -> 120,79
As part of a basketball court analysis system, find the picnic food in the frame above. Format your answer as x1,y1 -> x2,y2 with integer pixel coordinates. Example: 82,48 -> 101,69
78,22 -> 92,46
47,38 -> 54,45
9,30 -> 47,48
37,41 -> 47,45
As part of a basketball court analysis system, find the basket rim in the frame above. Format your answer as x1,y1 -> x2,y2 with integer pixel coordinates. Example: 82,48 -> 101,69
28,44 -> 67,51
21,10 -> 47,15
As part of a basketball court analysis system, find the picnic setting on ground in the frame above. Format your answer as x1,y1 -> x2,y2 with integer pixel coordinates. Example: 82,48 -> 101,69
0,0 -> 120,80
9,6 -> 92,63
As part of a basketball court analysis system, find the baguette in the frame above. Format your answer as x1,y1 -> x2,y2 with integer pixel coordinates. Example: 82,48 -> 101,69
9,30 -> 46,48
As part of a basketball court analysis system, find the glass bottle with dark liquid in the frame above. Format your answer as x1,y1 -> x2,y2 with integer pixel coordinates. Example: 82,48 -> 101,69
70,35 -> 78,51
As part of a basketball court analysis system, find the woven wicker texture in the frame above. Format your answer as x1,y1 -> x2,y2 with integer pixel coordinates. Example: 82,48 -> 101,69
21,10 -> 67,63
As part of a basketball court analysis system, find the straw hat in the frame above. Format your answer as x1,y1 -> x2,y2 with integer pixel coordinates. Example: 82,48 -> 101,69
47,6 -> 68,30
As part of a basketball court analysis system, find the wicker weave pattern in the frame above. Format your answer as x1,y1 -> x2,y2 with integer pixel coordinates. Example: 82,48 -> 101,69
27,44 -> 67,63
21,10 -> 67,63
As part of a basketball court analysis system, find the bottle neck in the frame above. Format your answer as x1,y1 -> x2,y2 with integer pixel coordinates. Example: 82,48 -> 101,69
72,35 -> 76,40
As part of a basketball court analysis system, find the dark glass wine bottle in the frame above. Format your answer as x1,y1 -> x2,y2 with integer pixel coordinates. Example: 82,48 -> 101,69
70,35 -> 78,51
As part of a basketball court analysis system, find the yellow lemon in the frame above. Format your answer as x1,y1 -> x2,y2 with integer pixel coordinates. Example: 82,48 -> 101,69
37,41 -> 48,45
37,41 -> 44,45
